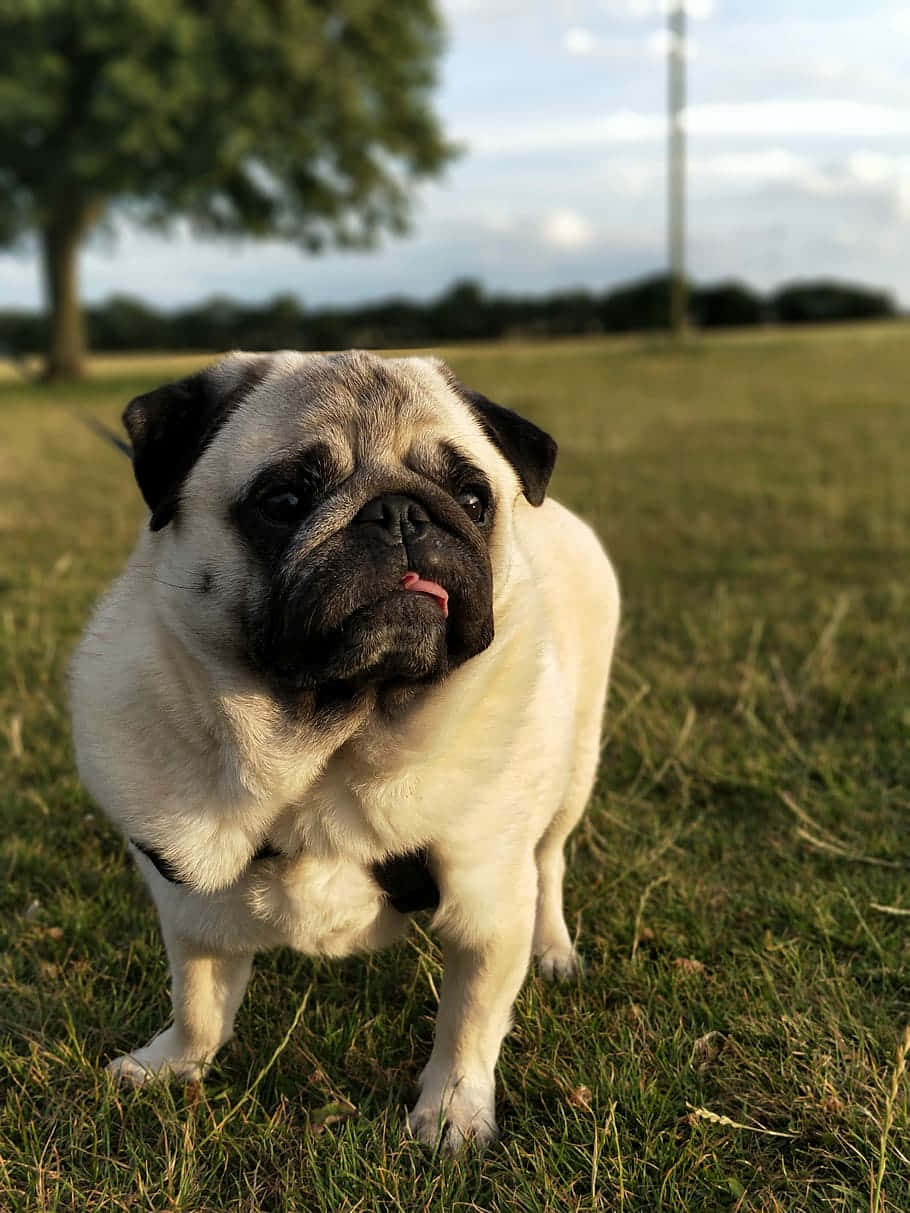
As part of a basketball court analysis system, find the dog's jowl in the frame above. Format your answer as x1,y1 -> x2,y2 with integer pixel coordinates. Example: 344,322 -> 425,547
70,350 -> 620,1149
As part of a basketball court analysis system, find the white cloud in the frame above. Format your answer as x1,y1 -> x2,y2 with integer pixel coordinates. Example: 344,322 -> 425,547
600,0 -> 657,16
460,100 -> 910,158
846,151 -> 893,187
564,27 -> 599,55
601,0 -> 715,18
691,148 -> 835,194
583,148 -> 843,198
845,151 -> 910,220
563,24 -> 697,59
540,209 -> 596,249
685,100 -> 910,138
461,111 -> 663,154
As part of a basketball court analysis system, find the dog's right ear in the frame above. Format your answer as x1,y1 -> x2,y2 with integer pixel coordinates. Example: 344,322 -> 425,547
123,355 -> 270,531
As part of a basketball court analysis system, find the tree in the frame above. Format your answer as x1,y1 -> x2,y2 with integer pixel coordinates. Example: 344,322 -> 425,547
0,1 -> 454,379
771,280 -> 895,325
693,281 -> 764,328
600,273 -> 679,332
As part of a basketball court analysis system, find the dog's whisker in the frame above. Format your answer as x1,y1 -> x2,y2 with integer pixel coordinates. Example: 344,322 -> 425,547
150,579 -> 196,592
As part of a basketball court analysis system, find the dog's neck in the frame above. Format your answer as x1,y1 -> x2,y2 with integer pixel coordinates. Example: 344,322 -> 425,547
142,547 -> 534,815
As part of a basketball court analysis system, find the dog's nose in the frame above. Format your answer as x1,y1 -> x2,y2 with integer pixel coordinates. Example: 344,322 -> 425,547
354,494 -> 430,546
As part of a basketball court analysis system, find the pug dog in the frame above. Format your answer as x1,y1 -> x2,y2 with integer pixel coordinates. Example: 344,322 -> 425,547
70,350 -> 620,1149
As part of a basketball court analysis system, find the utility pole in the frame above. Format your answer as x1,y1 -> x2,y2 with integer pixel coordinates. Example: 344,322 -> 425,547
667,0 -> 687,336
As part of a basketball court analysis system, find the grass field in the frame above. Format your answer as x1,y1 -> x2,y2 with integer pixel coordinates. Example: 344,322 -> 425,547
1,328 -> 908,1211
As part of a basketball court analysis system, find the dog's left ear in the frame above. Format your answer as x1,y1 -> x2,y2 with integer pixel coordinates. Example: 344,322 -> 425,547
452,381 -> 558,507
123,354 -> 270,531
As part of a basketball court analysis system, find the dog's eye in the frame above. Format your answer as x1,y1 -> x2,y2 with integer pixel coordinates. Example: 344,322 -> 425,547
457,489 -> 486,524
258,489 -> 306,524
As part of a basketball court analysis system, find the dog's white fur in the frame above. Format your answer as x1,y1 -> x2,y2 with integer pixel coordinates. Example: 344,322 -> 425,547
70,351 -> 619,1148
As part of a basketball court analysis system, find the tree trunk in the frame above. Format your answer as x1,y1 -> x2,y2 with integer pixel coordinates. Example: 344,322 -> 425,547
40,209 -> 91,380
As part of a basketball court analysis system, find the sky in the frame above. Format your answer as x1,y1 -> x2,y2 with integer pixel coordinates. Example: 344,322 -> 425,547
3,0 -> 910,311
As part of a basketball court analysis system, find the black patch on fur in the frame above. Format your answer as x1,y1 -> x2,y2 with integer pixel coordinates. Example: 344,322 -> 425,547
371,848 -> 440,914
450,382 -> 557,506
229,443 -> 341,571
198,570 -> 214,595
123,358 -> 270,530
132,835 -> 437,917
131,838 -> 184,883
130,837 -> 281,885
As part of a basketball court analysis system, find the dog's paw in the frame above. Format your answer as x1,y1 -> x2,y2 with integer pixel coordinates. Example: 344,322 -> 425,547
407,1080 -> 498,1152
536,942 -> 582,981
106,1030 -> 209,1086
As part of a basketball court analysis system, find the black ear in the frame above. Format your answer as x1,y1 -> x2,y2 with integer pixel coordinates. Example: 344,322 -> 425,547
123,358 -> 268,531
457,386 -> 557,506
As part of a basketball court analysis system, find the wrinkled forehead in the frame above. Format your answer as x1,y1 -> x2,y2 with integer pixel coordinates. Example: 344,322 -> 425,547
205,350 -> 490,485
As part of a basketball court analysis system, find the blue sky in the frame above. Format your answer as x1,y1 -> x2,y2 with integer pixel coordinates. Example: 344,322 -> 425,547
3,1 -> 910,310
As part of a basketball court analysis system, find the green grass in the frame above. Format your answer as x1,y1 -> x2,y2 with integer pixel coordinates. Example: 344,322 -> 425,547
1,328 -> 908,1211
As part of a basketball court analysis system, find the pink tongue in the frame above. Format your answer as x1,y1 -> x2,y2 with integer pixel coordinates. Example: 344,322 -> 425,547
401,571 -> 449,618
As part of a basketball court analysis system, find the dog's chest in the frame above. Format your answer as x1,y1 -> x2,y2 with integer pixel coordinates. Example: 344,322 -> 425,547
272,754 -> 432,862
237,752 -> 438,956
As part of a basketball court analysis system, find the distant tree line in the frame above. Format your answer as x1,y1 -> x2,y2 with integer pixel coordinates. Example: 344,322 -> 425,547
0,274 -> 898,358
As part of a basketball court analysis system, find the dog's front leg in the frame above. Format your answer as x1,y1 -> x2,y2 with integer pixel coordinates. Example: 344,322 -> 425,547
408,861 -> 536,1150
108,923 -> 253,1086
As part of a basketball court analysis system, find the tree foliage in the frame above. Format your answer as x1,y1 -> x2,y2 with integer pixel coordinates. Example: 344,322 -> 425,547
0,0 -> 454,375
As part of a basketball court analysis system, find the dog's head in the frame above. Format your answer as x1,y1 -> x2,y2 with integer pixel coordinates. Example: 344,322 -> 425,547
124,351 -> 556,708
